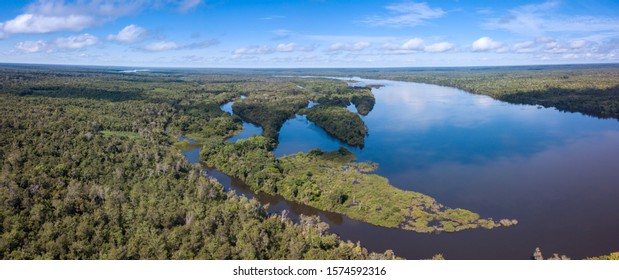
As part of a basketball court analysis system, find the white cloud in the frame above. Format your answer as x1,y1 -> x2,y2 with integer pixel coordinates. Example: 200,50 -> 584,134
14,33 -> 98,53
232,46 -> 275,58
484,0 -> 619,36
0,23 -> 6,39
328,41 -> 371,52
15,40 -> 47,53
512,40 -> 536,52
401,38 -> 425,50
424,42 -> 455,53
0,0 -> 203,38
383,38 -> 455,53
276,43 -> 298,52
363,2 -> 446,28
178,0 -> 203,13
107,24 -> 147,43
0,0 -> 142,37
143,41 -> 181,52
569,39 -> 588,49
233,42 -> 313,58
383,38 -> 424,52
2,13 -> 94,34
54,33 -> 98,49
515,41 -> 535,48
472,37 -> 503,51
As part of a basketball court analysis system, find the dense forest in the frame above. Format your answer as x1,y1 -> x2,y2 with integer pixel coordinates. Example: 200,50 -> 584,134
299,106 -> 368,148
2,64 -> 617,260
0,66 -> 396,259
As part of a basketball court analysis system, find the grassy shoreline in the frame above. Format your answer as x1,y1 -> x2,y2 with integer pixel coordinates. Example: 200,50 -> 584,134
200,136 -> 517,233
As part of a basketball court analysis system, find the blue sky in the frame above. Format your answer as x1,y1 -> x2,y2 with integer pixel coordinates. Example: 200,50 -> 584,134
0,0 -> 617,67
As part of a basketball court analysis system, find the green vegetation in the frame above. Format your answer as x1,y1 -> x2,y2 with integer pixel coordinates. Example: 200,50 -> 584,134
201,137 -> 514,233
100,130 -> 143,140
300,106 -> 368,148
229,77 -> 376,147
351,94 -> 376,116
0,66 -> 397,260
585,252 -> 619,260
7,64 -> 615,259
351,65 -> 619,120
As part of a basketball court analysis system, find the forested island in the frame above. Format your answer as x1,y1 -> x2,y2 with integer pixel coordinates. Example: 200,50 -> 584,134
1,64 -> 618,259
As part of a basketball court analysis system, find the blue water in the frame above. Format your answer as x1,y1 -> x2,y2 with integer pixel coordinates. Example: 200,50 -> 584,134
269,78 -> 619,259
221,101 -> 233,114
220,100 -> 263,142
194,78 -> 619,259
228,122 -> 262,143
275,80 -> 619,194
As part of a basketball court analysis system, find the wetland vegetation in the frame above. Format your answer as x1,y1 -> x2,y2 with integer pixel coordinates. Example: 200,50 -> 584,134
200,136 -> 513,233
1,63 -> 618,259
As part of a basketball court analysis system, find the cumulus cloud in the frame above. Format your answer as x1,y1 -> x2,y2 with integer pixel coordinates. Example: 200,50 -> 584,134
143,41 -> 181,52
15,33 -> 98,53
328,42 -> 371,52
0,0 -> 144,37
424,42 -> 455,53
383,38 -> 424,52
0,0 -> 204,38
276,43 -> 298,52
383,38 -> 455,53
232,42 -> 314,58
54,33 -> 98,49
2,13 -> 94,34
15,40 -> 48,53
363,1 -> 446,28
401,38 -> 425,50
472,37 -> 503,51
107,24 -> 148,43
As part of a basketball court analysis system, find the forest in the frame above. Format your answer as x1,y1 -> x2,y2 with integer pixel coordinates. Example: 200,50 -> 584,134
299,106 -> 368,148
1,64 -> 617,260
0,65 -> 397,259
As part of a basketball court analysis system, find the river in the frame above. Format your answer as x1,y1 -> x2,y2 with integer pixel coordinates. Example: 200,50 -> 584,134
182,78 -> 619,260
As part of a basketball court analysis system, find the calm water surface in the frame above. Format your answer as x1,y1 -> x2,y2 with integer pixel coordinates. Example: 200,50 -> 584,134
185,79 -> 619,259
221,100 -> 263,142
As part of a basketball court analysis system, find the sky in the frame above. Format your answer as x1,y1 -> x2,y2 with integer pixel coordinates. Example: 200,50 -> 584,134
0,0 -> 618,68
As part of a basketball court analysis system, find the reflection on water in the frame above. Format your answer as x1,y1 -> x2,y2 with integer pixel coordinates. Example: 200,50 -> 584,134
227,122 -> 262,143
221,101 -> 233,114
272,78 -> 619,259
220,100 -> 263,142
274,115 -> 347,157
186,78 -> 619,259
182,147 -> 345,226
